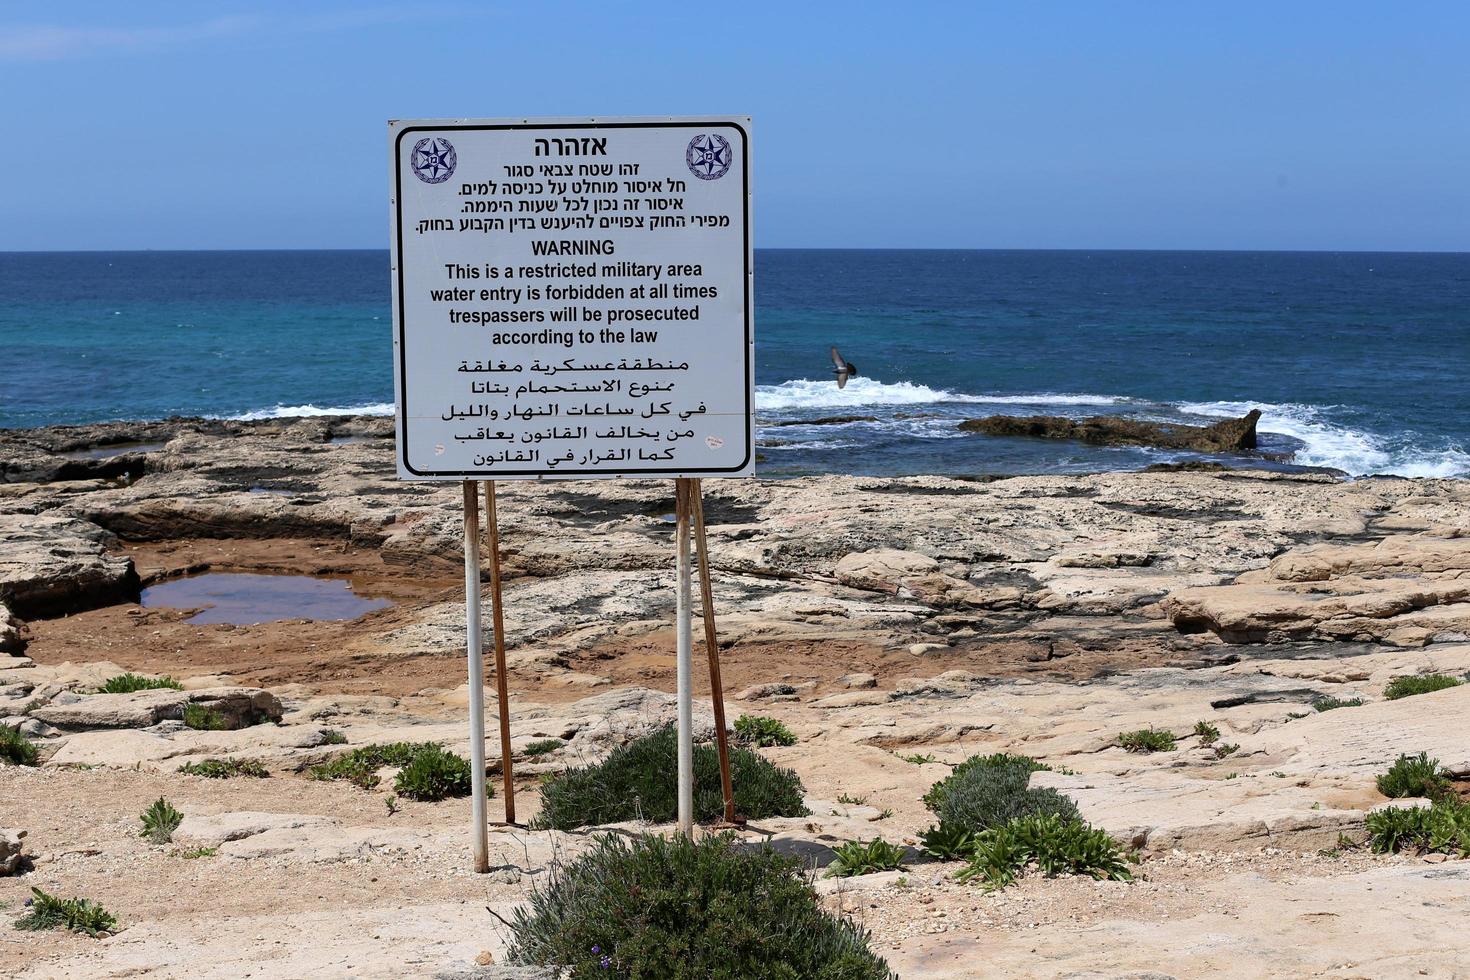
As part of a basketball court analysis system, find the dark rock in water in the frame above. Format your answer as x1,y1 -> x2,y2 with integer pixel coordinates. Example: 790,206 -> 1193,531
958,410 -> 1261,453
767,415 -> 879,427
1144,462 -> 1231,473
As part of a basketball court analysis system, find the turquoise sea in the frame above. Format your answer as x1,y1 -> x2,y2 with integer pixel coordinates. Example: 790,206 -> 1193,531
2,249 -> 1466,478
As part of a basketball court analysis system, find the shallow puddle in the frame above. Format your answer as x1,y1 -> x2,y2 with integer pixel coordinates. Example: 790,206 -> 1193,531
140,572 -> 392,625
61,441 -> 168,460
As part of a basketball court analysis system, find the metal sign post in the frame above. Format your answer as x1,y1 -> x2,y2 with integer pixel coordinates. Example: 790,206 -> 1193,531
675,478 -> 695,835
483,481 -> 516,824
461,481 -> 490,873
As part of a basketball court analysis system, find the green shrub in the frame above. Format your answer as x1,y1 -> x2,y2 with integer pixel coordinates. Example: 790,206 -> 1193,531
140,797 -> 183,844
1,726 -> 38,766
1313,696 -> 1364,712
924,753 -> 1076,839
524,738 -> 564,757
1214,742 -> 1240,759
1384,674 -> 1464,700
918,823 -> 977,861
1192,721 -> 1220,746
827,838 -> 907,878
1366,797 -> 1470,856
921,753 -> 1048,813
178,758 -> 270,779
96,673 -> 182,694
507,833 -> 894,979
320,729 -> 348,745
14,887 -> 117,937
733,714 -> 797,748
957,814 -> 1134,890
393,744 -> 478,802
534,724 -> 808,830
182,703 -> 228,731
1376,752 -> 1451,800
308,741 -> 442,790
1116,728 -> 1176,753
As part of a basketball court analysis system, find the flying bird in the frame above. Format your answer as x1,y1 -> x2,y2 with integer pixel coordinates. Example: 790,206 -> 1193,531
830,346 -> 858,389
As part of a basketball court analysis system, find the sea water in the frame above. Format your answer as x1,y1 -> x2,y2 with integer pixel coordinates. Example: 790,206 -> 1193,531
2,249 -> 1466,478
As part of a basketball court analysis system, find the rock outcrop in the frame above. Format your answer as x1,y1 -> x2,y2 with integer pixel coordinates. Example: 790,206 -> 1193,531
959,409 -> 1262,453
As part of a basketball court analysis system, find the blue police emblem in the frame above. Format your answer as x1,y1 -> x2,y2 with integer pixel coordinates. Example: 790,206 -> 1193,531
686,134 -> 732,180
411,137 -> 456,184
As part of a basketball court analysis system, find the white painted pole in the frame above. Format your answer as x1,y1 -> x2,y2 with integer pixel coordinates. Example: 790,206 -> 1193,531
462,481 -> 490,873
675,479 -> 694,836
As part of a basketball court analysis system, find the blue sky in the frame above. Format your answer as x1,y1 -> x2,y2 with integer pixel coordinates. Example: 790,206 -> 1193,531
3,2 -> 1468,251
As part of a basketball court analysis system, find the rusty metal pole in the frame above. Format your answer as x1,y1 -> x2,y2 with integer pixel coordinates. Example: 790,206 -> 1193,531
689,479 -> 737,824
483,481 -> 516,825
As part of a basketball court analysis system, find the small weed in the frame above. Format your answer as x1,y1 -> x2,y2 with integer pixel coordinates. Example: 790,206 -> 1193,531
1214,743 -> 1239,759
957,814 -> 1133,890
732,715 -> 797,748
875,807 -> 894,820
181,703 -> 228,731
385,795 -> 398,815
14,887 -> 117,937
320,729 -> 348,745
1192,721 -> 1220,746
1384,674 -> 1464,700
919,823 -> 977,860
139,797 -> 182,844
1116,728 -> 1176,754
1270,771 -> 1287,778
827,838 -> 907,877
393,744 -> 478,802
1224,772 -> 1239,780
1377,752 -> 1451,800
524,738 -> 564,757
898,752 -> 938,765
836,793 -> 869,806
1,726 -> 38,766
177,758 -> 269,779
1313,696 -> 1364,712
95,673 -> 183,694
1286,712 -> 1309,720
178,846 -> 217,859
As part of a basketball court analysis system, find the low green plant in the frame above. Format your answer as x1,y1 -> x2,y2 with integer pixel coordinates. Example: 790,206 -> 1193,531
827,838 -> 907,878
177,758 -> 269,779
1384,674 -> 1464,700
385,795 -> 398,815
534,724 -> 808,830
1366,797 -> 1470,856
1214,742 -> 1240,759
836,793 -> 868,806
1116,728 -> 1177,753
898,752 -> 938,765
1,725 -> 38,766
921,753 -> 1048,812
178,846 -> 217,859
1192,721 -> 1220,746
919,823 -> 977,860
96,672 -> 183,694
307,741 -> 441,790
1376,752 -> 1451,800
957,814 -> 1134,890
14,887 -> 117,937
393,743 -> 477,802
733,714 -> 798,747
1313,696 -> 1364,712
140,797 -> 182,844
924,753 -> 1076,839
506,832 -> 895,979
320,729 -> 348,745
181,703 -> 228,731
875,807 -> 894,820
524,738 -> 564,757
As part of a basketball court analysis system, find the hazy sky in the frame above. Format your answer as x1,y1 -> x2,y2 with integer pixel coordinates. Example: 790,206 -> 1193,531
4,2 -> 1468,251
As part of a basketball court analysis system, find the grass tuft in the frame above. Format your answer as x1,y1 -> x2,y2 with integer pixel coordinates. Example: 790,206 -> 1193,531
320,729 -> 348,745
827,838 -> 907,877
1384,674 -> 1464,701
14,887 -> 117,937
181,703 -> 228,731
1,726 -> 38,766
95,673 -> 183,694
957,814 -> 1134,890
1313,696 -> 1364,712
139,797 -> 183,844
523,738 -> 564,757
178,758 -> 270,779
1116,728 -> 1177,753
1192,721 -> 1220,746
1376,752 -> 1451,800
506,832 -> 894,979
533,723 -> 807,830
178,846 -> 217,859
732,714 -> 797,747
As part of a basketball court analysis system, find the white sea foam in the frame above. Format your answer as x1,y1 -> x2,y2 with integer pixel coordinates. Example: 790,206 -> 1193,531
227,402 -> 396,421
754,377 -> 1120,411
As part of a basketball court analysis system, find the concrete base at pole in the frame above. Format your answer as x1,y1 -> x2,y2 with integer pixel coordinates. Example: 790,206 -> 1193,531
462,481 -> 490,873
675,479 -> 694,836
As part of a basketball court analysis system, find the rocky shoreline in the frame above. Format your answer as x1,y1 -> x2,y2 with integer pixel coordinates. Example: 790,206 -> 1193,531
3,415 -> 1470,977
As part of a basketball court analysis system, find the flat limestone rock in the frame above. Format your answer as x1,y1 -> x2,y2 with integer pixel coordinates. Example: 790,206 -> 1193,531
0,514 -> 138,618
175,811 -> 339,846
29,687 -> 283,732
